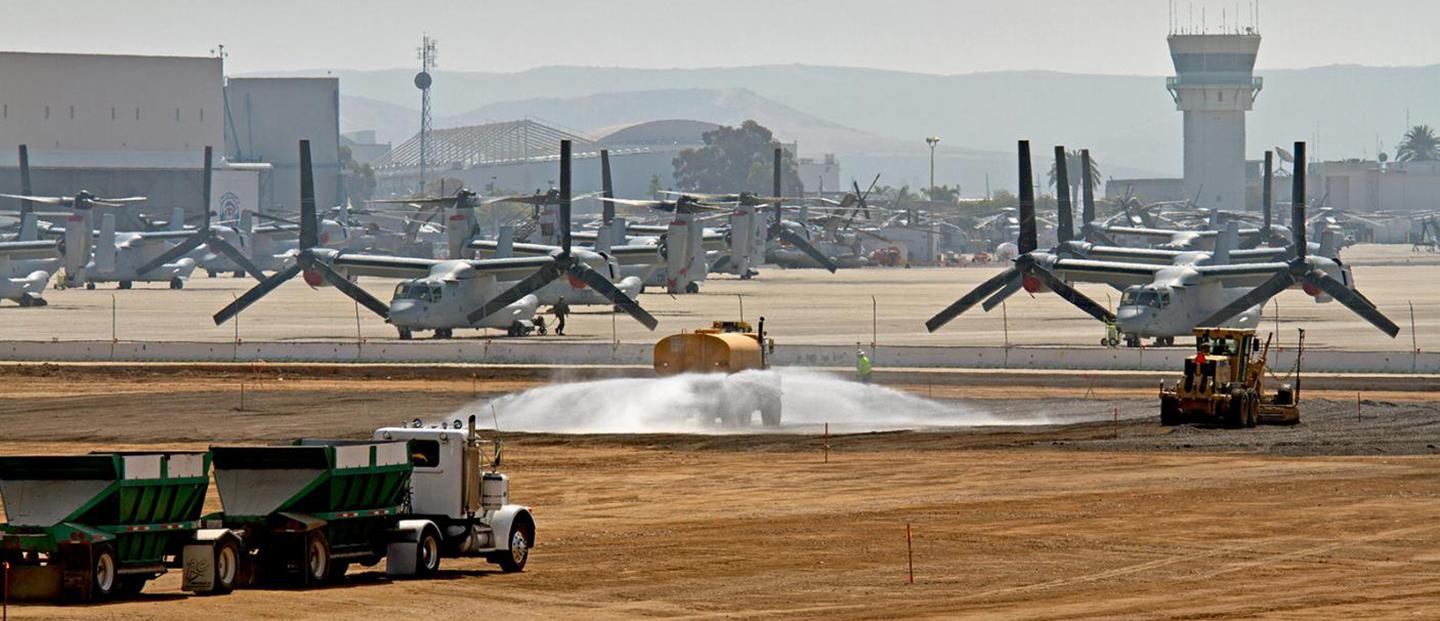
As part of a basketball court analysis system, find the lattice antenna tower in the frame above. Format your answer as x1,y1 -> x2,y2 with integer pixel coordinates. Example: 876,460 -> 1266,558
415,35 -> 438,194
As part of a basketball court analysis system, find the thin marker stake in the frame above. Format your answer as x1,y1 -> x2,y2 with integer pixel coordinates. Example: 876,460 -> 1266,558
906,523 -> 915,584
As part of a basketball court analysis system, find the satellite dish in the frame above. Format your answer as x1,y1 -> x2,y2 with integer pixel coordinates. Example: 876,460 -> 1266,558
414,71 -> 432,90
1379,152 -> 1389,163
1275,146 -> 1294,163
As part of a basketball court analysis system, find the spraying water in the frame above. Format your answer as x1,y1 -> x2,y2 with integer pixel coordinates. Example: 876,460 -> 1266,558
443,369 -> 1051,434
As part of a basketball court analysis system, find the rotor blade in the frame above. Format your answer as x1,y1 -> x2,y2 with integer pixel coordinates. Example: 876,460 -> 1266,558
600,148 -> 615,224
212,262 -> 302,325
314,260 -> 390,319
566,263 -> 658,330
299,140 -> 319,249
1054,146 -> 1074,243
980,270 -> 1025,312
136,234 -> 204,275
17,145 -> 32,216
465,262 -> 562,325
925,267 -> 1020,332
773,147 -> 783,198
1024,265 -> 1115,323
0,194 -> 69,206
1301,272 -> 1400,337
1017,141 -> 1037,254
201,146 -> 213,228
255,212 -> 301,226
1199,270 -> 1296,327
560,140 -> 572,254
1291,142 -> 1307,259
1080,149 -> 1096,227
776,227 -> 837,272
205,234 -> 267,281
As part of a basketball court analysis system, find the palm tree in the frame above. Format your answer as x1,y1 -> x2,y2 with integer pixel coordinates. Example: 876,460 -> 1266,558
1397,125 -> 1440,162
1046,149 -> 1102,202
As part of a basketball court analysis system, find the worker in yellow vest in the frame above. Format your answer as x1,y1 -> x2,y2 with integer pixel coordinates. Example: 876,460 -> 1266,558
856,347 -> 873,384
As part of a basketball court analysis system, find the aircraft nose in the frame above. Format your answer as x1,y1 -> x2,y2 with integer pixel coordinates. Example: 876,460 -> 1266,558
388,299 -> 418,320
1115,306 -> 1146,330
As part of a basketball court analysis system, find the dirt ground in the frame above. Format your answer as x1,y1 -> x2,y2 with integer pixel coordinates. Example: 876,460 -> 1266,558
3,366 -> 1440,619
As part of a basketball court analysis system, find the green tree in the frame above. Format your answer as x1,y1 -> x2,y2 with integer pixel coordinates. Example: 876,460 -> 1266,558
339,145 -> 376,203
923,184 -> 961,203
647,174 -> 664,199
1046,149 -> 1101,202
672,120 -> 803,194
1396,125 -> 1440,162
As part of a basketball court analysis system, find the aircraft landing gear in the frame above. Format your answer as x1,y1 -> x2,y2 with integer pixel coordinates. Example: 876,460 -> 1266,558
169,278 -> 184,290
118,281 -> 132,290
85,282 -> 97,290
397,328 -> 413,340
1125,334 -> 1141,348
685,281 -> 700,294
206,269 -> 219,278
1154,336 -> 1175,347
433,328 -> 453,340
233,270 -> 245,278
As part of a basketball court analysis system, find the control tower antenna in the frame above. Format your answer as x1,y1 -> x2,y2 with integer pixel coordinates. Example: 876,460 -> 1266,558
416,35 -> 437,195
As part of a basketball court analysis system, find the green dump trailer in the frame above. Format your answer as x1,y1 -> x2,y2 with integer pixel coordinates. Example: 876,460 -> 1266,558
206,440 -> 429,586
0,452 -> 234,602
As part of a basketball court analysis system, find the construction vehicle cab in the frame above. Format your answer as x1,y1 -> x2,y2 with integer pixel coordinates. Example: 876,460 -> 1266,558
1159,327 -> 1301,428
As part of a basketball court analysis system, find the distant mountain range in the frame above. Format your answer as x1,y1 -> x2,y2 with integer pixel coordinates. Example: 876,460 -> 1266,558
273,63 -> 1440,194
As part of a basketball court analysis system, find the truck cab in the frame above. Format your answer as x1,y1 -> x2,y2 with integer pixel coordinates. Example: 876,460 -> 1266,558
375,421 -> 534,571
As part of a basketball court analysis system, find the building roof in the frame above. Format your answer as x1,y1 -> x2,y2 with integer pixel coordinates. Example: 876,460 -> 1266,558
373,119 -> 599,171
597,119 -> 719,147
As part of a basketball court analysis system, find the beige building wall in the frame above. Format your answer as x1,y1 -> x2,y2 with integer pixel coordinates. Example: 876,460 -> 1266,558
0,51 -> 223,152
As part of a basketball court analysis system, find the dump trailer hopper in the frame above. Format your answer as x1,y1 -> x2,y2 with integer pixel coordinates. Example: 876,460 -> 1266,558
0,452 -> 211,602
208,440 -> 415,586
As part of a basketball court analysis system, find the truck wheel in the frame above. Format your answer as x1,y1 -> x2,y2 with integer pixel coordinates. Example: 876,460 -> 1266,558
91,544 -> 119,600
415,527 -> 442,577
1226,391 -> 1247,429
207,538 -> 240,594
497,521 -> 532,573
303,531 -> 331,585
1160,396 -> 1182,426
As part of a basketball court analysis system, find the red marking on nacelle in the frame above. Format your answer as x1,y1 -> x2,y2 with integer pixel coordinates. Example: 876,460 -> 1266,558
320,233 -> 330,245
1302,281 -> 1321,297
567,274 -> 587,289
1022,274 -> 1043,293
67,215 -> 84,222
448,214 -> 466,221
303,270 -> 324,287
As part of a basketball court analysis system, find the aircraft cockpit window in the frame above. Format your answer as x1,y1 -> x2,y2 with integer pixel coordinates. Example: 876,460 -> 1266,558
429,285 -> 442,301
1131,290 -> 1162,308
1159,291 -> 1172,307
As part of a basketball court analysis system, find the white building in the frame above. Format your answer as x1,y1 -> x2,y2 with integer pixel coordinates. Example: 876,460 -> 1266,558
224,77 -> 343,211
1311,159 -> 1440,215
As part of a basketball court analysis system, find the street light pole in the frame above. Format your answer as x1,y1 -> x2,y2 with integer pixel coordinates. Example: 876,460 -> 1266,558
925,136 -> 941,199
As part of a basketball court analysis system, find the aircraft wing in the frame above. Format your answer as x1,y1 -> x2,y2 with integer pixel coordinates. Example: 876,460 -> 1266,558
605,244 -> 664,266
1050,258 -> 1164,287
331,254 -> 445,279
1193,262 -> 1295,288
1104,225 -> 1215,240
0,239 -> 61,260
468,239 -> 558,258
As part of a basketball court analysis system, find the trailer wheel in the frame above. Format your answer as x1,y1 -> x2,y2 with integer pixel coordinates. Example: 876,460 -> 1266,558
497,520 -> 532,573
208,538 -> 241,594
303,531 -> 331,585
415,527 -> 442,577
91,544 -> 119,600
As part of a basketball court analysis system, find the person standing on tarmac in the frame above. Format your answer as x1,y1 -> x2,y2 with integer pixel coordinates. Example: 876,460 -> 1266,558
553,296 -> 571,336
856,347 -> 873,384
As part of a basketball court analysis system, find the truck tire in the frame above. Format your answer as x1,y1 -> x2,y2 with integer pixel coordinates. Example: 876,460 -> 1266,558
1225,390 -> 1247,429
207,538 -> 240,594
415,527 -> 442,577
91,544 -> 119,600
497,521 -> 532,573
303,531 -> 331,585
1160,396 -> 1182,426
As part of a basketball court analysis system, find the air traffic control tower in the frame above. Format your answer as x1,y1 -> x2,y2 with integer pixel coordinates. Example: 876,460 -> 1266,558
1166,31 -> 1262,212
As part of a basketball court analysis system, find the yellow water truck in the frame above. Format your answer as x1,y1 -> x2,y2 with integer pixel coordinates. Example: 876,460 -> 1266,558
654,319 -> 781,426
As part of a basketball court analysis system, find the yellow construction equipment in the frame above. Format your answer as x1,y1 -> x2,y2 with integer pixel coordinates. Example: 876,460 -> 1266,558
1159,327 -> 1302,428
653,319 -> 781,426
654,319 -> 771,376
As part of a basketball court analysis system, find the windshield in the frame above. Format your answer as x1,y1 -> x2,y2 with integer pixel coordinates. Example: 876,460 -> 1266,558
394,282 -> 442,302
1198,338 -> 1237,356
1121,287 -> 1170,308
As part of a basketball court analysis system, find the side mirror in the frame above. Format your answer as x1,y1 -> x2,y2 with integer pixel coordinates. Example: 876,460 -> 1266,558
492,440 -> 503,470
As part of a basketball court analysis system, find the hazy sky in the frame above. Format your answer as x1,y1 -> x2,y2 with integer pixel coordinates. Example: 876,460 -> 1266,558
5,0 -> 1438,75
